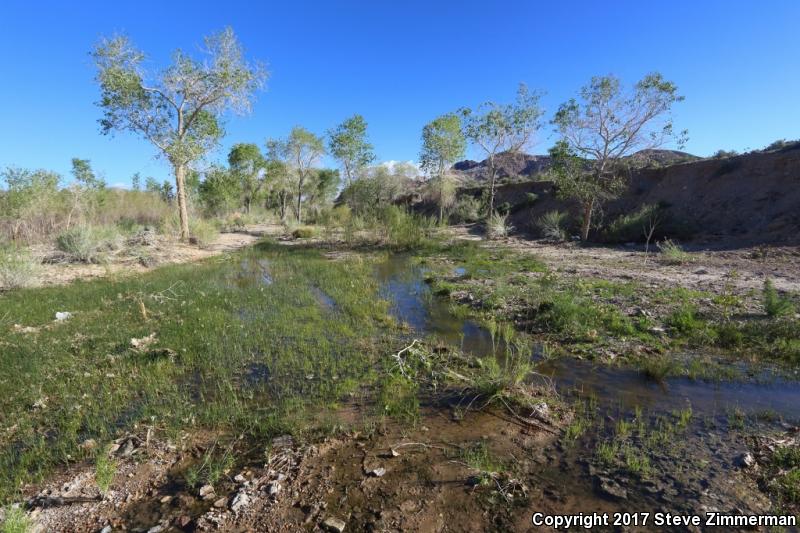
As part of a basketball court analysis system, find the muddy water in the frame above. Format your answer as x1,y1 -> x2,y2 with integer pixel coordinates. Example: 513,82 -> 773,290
375,254 -> 800,525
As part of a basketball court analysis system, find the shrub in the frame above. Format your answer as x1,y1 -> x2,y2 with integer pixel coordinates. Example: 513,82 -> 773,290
666,303 -> 703,336
486,212 -> 512,239
0,245 -> 39,289
763,279 -> 795,318
188,219 -> 219,248
56,225 -> 123,263
379,206 -> 434,249
292,226 -> 316,239
536,210 -> 568,242
658,239 -> 692,265
451,196 -> 483,223
604,204 -> 660,243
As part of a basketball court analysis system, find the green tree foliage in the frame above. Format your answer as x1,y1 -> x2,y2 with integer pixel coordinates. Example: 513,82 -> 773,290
420,113 -> 466,223
462,84 -> 543,222
552,73 -> 686,240
92,27 -> 267,240
198,165 -> 240,215
340,162 -> 417,217
0,167 -> 61,241
327,114 -> 376,186
70,158 -> 105,190
267,127 -> 326,224
228,143 -> 266,213
131,172 -> 141,191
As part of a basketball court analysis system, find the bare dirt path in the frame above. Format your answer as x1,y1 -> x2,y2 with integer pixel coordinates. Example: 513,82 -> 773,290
23,224 -> 283,289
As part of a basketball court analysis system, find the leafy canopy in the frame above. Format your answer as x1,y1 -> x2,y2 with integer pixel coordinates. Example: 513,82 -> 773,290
92,27 -> 267,167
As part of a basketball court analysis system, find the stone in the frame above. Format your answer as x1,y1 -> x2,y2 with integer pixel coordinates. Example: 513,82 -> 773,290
231,491 -> 250,513
267,482 -> 281,496
322,516 -> 346,532
198,485 -> 215,500
213,497 -> 228,508
596,476 -> 628,500
736,452 -> 756,468
159,495 -> 172,504
367,467 -> 386,478
100,527 -> 112,533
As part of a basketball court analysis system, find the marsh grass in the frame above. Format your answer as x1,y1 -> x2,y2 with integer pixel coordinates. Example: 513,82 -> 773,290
0,241 -> 397,502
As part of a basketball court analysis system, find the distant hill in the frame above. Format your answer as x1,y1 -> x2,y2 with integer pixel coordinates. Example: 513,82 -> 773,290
449,149 -> 700,184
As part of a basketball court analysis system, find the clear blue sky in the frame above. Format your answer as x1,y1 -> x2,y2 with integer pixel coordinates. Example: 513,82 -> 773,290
1,0 -> 798,187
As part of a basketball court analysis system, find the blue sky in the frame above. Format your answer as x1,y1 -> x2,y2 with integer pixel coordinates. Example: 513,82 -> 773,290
0,0 -> 798,187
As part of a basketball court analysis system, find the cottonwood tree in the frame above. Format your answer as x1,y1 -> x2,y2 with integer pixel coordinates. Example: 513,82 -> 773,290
420,113 -> 466,223
267,127 -> 325,224
552,73 -> 686,241
328,115 -> 376,186
462,84 -> 543,221
228,143 -> 266,213
263,157 -> 292,221
92,28 -> 266,240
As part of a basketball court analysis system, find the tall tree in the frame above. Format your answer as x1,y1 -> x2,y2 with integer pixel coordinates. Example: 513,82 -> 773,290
267,127 -> 325,224
420,113 -> 466,223
328,115 -> 375,186
552,73 -> 686,240
131,172 -> 141,191
462,84 -> 543,221
92,28 -> 267,240
228,143 -> 266,213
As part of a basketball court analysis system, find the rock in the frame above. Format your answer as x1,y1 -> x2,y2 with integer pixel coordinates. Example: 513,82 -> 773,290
234,474 -> 246,483
267,482 -> 281,495
213,497 -> 227,508
322,516 -> 346,532
694,268 -> 709,275
147,525 -> 165,533
596,476 -> 628,500
160,495 -> 172,504
55,311 -> 73,321
736,452 -> 756,468
231,491 -> 250,513
367,467 -> 386,478
100,526 -> 112,533
198,485 -> 215,500
531,401 -> 550,421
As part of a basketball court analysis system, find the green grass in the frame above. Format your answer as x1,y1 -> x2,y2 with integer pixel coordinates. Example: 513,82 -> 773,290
94,452 -> 116,494
0,506 -> 31,533
0,240 -> 398,502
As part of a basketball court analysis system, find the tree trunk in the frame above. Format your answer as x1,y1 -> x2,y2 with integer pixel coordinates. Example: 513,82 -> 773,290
580,199 -> 594,241
487,155 -> 497,220
175,163 -> 190,241
296,178 -> 303,224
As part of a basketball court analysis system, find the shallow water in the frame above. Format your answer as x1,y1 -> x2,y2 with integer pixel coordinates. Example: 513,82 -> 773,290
375,254 -> 800,423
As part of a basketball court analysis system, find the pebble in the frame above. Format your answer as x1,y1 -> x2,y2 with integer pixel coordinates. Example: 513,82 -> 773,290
199,484 -> 215,500
160,495 -> 172,504
322,516 -> 347,532
367,467 -> 386,477
100,527 -> 112,533
213,497 -> 228,508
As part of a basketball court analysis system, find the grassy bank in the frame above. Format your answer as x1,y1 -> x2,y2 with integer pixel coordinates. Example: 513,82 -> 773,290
417,241 -> 800,374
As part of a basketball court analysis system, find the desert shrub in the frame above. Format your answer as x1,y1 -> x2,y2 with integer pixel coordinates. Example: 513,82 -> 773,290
486,212 -> 512,239
536,210 -> 568,241
451,196 -> 483,223
0,245 -> 39,289
56,225 -> 123,263
378,206 -> 434,249
763,279 -> 795,318
712,149 -> 739,159
188,218 -> 219,248
658,239 -> 692,265
604,204 -> 661,243
292,226 -> 316,239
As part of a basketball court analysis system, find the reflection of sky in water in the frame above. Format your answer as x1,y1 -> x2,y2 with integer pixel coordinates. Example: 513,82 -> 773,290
375,255 -> 800,423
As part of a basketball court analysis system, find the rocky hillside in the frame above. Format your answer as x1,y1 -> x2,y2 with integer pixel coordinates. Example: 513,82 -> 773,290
449,149 -> 699,185
410,144 -> 800,247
